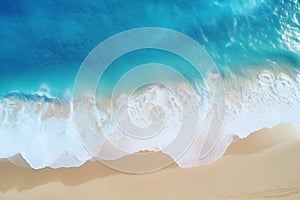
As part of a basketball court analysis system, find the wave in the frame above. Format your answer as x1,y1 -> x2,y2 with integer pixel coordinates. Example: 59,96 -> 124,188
0,70 -> 300,169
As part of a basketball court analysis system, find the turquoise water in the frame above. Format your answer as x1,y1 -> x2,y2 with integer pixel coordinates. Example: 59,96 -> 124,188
0,0 -> 299,96
96,49 -> 202,98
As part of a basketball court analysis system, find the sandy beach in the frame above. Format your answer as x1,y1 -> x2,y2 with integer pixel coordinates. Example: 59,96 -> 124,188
0,123 -> 300,200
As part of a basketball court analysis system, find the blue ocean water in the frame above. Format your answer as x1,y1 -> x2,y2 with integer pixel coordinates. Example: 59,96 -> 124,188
0,0 -> 300,169
0,0 -> 299,96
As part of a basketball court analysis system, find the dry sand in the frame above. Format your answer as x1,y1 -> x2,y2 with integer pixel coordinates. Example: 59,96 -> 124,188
0,123 -> 300,200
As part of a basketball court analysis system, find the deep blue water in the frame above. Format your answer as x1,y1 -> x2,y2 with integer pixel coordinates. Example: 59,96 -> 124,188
0,0 -> 299,96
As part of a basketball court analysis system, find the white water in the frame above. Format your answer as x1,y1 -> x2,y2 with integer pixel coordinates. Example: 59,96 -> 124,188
0,70 -> 299,169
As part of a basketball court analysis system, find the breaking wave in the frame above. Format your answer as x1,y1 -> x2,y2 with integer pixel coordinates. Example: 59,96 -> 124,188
1,70 -> 299,169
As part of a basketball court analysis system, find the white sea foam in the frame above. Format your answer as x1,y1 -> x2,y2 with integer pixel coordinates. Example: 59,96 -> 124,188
174,70 -> 300,167
0,70 -> 299,169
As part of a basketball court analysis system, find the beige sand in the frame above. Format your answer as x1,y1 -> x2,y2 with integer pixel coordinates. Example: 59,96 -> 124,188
0,123 -> 300,200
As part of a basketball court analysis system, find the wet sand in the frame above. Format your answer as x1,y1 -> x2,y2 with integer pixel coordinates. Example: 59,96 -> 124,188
0,123 -> 300,199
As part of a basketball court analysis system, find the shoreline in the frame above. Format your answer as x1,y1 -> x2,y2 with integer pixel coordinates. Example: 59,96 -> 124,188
1,123 -> 300,199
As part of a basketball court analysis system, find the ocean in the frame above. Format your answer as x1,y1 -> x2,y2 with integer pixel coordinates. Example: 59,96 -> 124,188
0,0 -> 299,171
